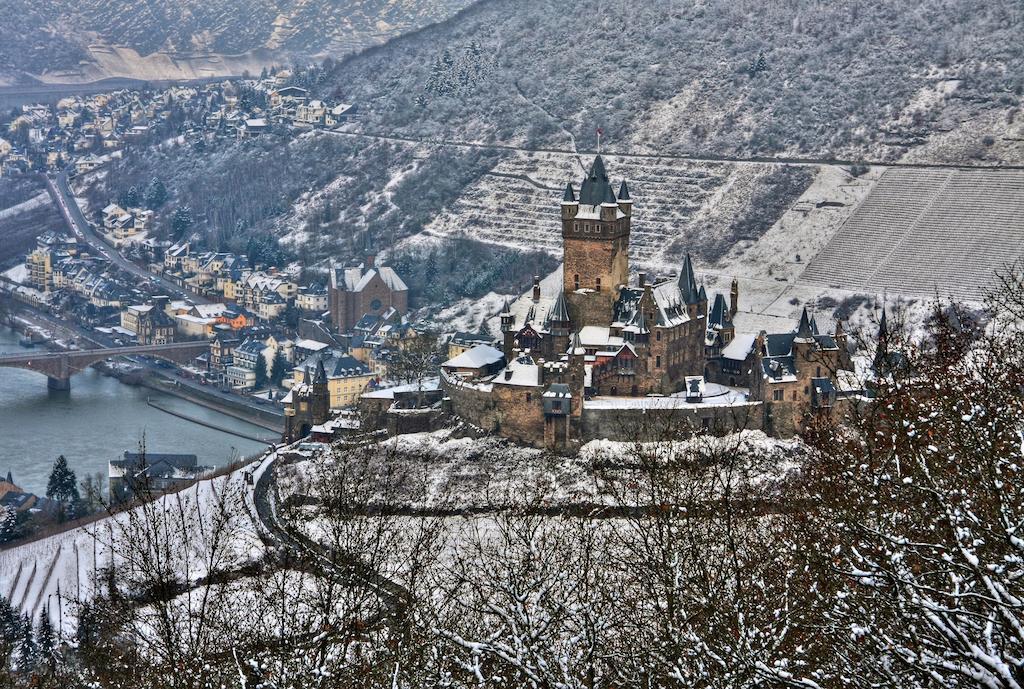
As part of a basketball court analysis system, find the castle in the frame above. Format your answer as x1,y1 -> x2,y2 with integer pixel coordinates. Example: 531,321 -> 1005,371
441,156 -> 856,449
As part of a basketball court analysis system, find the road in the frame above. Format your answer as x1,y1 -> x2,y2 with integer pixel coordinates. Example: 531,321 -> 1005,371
251,450 -> 411,629
328,128 -> 1024,172
46,171 -> 210,304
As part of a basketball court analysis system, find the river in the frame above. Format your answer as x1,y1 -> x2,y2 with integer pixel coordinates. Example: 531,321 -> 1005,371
0,327 -> 269,495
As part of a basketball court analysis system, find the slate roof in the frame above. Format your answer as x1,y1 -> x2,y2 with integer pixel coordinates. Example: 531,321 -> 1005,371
296,350 -> 371,379
578,155 -> 611,206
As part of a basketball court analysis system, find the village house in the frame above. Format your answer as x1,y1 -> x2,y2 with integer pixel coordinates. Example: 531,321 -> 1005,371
291,349 -> 373,409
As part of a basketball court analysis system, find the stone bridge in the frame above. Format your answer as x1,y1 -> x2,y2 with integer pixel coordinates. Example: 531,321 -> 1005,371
0,341 -> 210,390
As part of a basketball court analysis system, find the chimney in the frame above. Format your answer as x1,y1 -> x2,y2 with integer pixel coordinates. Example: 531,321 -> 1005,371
730,278 -> 739,317
365,253 -> 375,268
638,271 -> 647,288
532,275 -> 541,302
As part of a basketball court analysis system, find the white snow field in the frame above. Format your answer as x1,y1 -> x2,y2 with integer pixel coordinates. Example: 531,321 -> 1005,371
800,167 -> 1024,301
0,464 -> 266,636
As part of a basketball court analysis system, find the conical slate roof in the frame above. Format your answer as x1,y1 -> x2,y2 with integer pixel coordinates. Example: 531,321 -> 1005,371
570,330 -> 584,355
618,180 -> 631,201
315,357 -> 328,384
678,253 -> 700,304
578,155 -> 611,206
602,183 -> 617,205
562,182 -> 576,203
796,307 -> 814,339
548,291 -> 570,323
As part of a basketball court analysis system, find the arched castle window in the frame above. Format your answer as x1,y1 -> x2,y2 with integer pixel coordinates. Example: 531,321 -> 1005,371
574,274 -> 580,290
595,277 -> 601,291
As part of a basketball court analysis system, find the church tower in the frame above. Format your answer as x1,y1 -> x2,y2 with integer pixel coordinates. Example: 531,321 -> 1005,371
562,156 -> 632,327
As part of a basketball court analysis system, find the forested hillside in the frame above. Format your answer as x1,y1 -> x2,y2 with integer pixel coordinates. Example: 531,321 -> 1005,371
331,0 -> 1023,162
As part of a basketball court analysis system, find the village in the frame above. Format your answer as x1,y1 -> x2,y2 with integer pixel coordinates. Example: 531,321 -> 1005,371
0,69 -> 357,178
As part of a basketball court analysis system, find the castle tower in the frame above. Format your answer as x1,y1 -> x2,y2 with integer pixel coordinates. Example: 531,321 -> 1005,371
562,156 -> 631,327
546,290 -> 571,356
500,298 -> 515,360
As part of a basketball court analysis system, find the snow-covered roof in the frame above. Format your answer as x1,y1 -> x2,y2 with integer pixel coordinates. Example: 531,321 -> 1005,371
578,326 -> 624,349
494,354 -> 541,387
442,344 -> 504,370
721,333 -> 757,361
293,338 -> 330,352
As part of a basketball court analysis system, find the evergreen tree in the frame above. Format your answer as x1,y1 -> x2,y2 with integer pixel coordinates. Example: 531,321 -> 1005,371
120,185 -> 139,208
46,456 -> 79,514
270,350 -> 289,387
0,597 -> 17,644
0,505 -> 16,544
144,177 -> 168,210
171,206 -> 193,237
17,613 -> 34,671
35,609 -> 55,673
254,354 -> 268,389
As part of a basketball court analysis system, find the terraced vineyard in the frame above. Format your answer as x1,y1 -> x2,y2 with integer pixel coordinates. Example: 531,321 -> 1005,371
425,151 -> 786,270
800,168 -> 1024,302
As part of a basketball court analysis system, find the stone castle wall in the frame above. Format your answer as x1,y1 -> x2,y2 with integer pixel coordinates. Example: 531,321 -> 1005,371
444,369 -> 778,446
579,401 -> 768,442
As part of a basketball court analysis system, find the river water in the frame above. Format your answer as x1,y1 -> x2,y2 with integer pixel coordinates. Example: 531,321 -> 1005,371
0,327 -> 269,495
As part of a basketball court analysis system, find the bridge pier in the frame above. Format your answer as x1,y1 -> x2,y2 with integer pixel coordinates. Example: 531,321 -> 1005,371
47,376 -> 70,391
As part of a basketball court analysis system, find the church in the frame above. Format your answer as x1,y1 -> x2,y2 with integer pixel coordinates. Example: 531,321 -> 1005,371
443,155 -> 856,450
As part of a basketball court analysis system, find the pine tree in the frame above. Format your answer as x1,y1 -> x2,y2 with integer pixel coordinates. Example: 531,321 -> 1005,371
171,206 -> 193,237
0,505 -> 16,544
270,350 -> 288,387
17,613 -> 34,671
46,456 -> 79,514
254,354 -> 268,389
35,609 -> 55,673
144,177 -> 168,210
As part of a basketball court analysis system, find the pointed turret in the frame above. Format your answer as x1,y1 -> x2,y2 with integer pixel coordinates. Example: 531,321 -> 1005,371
302,365 -> 311,386
549,290 -> 570,324
578,155 -> 611,206
795,307 -> 814,341
570,330 -> 585,356
602,183 -> 617,206
617,180 -> 630,201
678,253 -> 700,305
315,357 -> 328,384
697,284 -> 707,303
561,181 -> 579,221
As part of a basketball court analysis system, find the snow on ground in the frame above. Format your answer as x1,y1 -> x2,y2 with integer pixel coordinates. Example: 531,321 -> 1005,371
0,462 -> 267,636
3,264 -> 27,284
0,192 -> 49,221
278,427 -> 806,514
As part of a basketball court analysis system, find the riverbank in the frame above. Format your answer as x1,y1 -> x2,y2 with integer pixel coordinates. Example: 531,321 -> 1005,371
145,398 -> 277,444
139,374 -> 284,433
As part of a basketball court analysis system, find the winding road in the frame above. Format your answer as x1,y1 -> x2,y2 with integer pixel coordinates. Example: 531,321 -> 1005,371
46,171 -> 210,304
